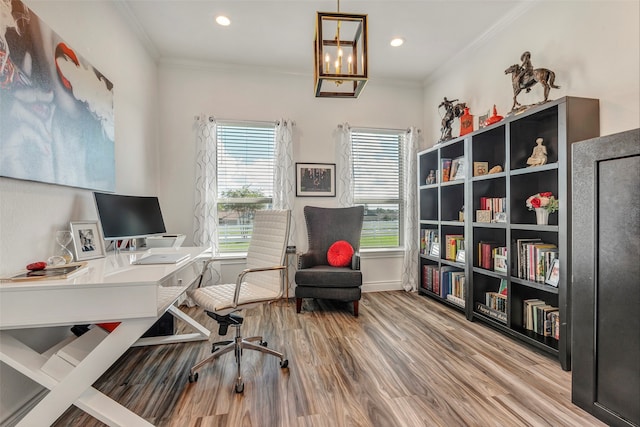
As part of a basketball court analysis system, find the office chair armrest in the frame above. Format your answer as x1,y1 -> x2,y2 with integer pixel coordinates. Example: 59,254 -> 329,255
351,252 -> 361,270
233,265 -> 286,306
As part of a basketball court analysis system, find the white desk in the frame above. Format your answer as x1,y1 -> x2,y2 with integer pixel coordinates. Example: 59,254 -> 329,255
0,247 -> 212,426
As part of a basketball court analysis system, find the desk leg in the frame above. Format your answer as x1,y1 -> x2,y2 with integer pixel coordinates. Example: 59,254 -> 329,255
16,318 -> 155,427
132,304 -> 211,347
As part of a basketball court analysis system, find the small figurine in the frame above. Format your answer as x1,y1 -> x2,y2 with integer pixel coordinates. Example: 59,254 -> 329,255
505,51 -> 560,112
438,97 -> 467,143
426,170 -> 436,185
488,165 -> 503,174
527,137 -> 548,167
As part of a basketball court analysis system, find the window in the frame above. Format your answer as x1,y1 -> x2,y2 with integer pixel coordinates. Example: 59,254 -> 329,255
217,121 -> 275,253
351,129 -> 404,249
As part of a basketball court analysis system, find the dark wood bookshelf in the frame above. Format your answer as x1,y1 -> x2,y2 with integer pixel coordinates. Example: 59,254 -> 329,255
417,96 -> 600,371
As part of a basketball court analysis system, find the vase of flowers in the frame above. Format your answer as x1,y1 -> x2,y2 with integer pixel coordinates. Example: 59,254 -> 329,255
526,192 -> 558,225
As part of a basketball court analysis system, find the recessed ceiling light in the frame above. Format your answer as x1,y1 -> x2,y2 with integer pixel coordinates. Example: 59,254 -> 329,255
216,15 -> 231,26
390,38 -> 404,47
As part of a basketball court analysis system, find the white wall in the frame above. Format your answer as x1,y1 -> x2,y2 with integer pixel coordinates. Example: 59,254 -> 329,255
157,62 -> 424,290
422,0 -> 640,146
0,1 -> 159,423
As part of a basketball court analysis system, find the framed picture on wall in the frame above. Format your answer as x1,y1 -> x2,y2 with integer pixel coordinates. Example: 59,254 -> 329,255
296,163 -> 336,197
70,221 -> 106,261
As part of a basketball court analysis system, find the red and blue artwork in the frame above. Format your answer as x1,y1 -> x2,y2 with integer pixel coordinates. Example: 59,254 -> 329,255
1,0 -> 115,191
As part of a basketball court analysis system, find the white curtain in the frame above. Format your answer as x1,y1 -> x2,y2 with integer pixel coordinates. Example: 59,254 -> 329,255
193,115 -> 219,254
273,119 -> 296,246
335,123 -> 354,207
191,115 -> 221,296
402,127 -> 420,291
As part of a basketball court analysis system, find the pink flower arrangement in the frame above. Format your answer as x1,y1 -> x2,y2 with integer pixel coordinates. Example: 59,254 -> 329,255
526,192 -> 558,213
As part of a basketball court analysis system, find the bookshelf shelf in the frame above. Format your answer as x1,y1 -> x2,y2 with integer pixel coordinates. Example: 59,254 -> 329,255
417,96 -> 600,370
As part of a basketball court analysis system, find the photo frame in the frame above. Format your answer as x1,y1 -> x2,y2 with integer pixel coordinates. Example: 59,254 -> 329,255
545,258 -> 560,287
296,163 -> 336,197
493,212 -> 508,223
70,221 -> 106,261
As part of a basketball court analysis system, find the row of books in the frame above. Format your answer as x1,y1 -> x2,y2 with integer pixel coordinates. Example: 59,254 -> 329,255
445,234 -> 464,261
477,241 -> 507,272
474,281 -> 508,323
479,196 -> 506,213
441,156 -> 465,182
513,238 -> 558,283
422,264 -> 466,307
523,298 -> 560,339
420,229 -> 438,256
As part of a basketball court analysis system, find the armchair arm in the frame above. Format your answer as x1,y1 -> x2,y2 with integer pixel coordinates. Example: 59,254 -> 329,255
232,265 -> 286,307
351,252 -> 361,270
297,250 -> 324,269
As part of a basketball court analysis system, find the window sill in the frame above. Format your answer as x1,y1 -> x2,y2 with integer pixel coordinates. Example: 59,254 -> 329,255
360,248 -> 405,259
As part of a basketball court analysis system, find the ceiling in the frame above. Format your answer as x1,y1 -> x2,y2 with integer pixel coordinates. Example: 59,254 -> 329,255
119,0 -> 530,84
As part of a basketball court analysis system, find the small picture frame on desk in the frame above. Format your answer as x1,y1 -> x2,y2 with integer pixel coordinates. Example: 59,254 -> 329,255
70,221 -> 106,261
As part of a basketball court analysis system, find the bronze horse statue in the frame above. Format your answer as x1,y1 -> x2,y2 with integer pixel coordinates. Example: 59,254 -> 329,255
505,64 -> 560,112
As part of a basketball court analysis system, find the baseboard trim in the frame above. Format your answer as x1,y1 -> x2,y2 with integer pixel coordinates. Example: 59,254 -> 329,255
362,280 -> 403,293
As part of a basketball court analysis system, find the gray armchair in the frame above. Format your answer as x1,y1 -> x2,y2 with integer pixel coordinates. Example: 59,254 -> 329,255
295,206 -> 364,316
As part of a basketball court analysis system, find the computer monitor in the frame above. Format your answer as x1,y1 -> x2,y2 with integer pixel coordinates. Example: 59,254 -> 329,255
93,192 -> 167,241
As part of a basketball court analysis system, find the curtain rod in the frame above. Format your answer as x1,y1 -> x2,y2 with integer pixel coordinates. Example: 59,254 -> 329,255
341,124 -> 421,134
193,116 -> 295,126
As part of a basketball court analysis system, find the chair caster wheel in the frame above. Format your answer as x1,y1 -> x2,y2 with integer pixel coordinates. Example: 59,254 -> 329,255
188,372 -> 198,383
235,382 -> 244,393
260,341 -> 268,347
280,359 -> 289,369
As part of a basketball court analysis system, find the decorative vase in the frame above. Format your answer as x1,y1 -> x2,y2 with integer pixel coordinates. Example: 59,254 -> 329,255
486,105 -> 504,126
459,107 -> 474,136
535,208 -> 549,225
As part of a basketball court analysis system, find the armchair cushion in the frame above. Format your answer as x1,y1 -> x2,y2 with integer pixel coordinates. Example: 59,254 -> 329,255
327,240 -> 354,267
295,265 -> 362,288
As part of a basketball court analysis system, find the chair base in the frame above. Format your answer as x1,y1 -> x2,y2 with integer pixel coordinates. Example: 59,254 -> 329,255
296,297 -> 359,317
188,316 -> 288,393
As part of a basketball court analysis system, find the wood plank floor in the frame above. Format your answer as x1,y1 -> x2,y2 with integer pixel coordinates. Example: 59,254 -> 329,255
53,291 -> 605,426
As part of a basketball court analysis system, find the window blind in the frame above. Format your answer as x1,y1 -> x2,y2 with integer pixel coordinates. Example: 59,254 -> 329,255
217,122 -> 275,200
351,129 -> 404,248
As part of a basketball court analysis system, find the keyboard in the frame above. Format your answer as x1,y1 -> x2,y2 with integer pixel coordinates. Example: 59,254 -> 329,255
132,253 -> 190,265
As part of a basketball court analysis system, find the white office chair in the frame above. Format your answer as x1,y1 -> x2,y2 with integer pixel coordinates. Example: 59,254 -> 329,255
187,210 -> 290,393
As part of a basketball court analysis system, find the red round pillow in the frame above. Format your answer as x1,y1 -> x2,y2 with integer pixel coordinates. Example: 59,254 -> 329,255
327,240 -> 354,267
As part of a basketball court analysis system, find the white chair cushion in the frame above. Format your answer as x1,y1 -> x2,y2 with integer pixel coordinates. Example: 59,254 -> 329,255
189,282 -> 279,315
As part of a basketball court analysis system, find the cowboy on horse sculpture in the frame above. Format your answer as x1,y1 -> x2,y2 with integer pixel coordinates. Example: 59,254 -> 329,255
505,51 -> 560,112
438,97 -> 466,143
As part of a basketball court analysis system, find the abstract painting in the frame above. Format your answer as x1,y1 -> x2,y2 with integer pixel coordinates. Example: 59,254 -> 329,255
0,0 -> 115,191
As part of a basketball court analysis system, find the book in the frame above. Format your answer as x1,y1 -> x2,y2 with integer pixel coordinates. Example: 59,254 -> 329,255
441,158 -> 452,182
2,262 -> 88,282
513,238 -> 541,278
452,156 -> 465,180
445,234 -> 464,261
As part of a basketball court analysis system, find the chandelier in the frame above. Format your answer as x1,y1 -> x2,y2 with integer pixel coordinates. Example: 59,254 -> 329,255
314,1 -> 368,98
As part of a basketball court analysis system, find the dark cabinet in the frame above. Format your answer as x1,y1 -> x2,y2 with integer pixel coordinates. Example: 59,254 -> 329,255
572,128 -> 640,427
